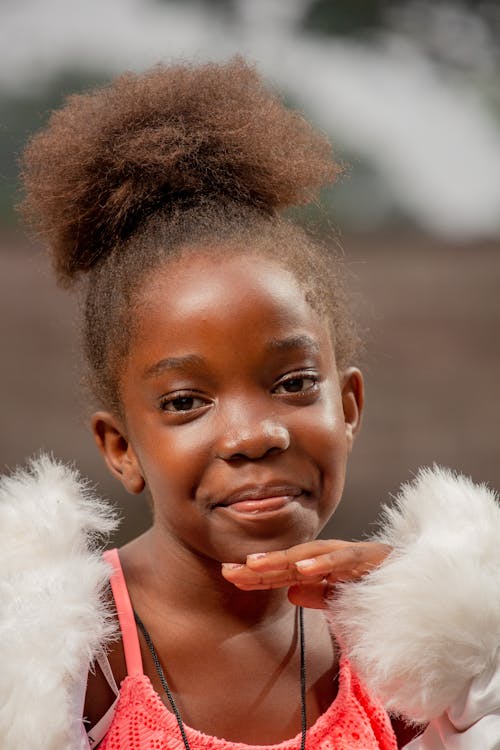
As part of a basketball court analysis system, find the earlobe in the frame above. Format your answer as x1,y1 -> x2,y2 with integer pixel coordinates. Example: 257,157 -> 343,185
91,411 -> 146,494
340,368 -> 364,452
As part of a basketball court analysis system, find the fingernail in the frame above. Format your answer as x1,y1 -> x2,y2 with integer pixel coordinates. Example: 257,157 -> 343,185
247,553 -> 268,561
295,558 -> 316,569
221,563 -> 244,569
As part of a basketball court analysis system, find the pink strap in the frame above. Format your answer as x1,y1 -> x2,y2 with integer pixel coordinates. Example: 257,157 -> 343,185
104,548 -> 143,677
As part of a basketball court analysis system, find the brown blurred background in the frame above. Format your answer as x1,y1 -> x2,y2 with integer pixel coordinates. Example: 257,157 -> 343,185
2,230 -> 498,544
1,0 -> 499,545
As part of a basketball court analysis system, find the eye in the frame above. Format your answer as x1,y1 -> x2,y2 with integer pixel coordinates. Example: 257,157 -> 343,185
159,393 -> 209,413
273,373 -> 319,395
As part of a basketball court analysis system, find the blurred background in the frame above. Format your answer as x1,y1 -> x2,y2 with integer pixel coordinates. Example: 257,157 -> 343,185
1,0 -> 499,544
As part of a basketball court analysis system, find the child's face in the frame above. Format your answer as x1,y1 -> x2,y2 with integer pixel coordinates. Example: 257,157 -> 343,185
94,250 -> 363,563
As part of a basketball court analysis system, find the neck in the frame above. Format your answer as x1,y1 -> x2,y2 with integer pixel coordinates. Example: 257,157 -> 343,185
120,527 -> 294,629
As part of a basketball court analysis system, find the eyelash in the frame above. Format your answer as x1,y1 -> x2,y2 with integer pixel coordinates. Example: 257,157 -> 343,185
159,392 -> 210,413
272,371 -> 320,396
158,372 -> 320,414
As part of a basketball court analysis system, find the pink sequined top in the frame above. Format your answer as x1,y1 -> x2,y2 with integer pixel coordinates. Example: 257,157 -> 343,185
93,549 -> 397,750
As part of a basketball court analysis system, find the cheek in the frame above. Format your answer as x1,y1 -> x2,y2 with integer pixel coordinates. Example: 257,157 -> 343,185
137,419 -> 212,498
293,391 -> 348,459
291,395 -> 349,515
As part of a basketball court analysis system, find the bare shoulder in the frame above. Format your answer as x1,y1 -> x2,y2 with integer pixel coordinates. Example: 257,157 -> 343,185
84,635 -> 127,731
84,539 -> 148,729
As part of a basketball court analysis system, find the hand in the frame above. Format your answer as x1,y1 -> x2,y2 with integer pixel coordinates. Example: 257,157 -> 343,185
221,539 -> 391,609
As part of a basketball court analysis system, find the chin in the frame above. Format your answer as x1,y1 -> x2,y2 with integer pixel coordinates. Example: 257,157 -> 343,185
214,517 -> 321,564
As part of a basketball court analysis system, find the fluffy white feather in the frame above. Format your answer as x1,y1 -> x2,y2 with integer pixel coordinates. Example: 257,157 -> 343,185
328,466 -> 500,723
0,455 -> 119,750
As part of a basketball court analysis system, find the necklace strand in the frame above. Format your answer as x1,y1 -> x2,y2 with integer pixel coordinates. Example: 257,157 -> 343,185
134,607 -> 307,750
299,606 -> 307,750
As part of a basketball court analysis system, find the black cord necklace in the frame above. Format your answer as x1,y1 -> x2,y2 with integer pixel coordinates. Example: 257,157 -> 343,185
134,607 -> 307,750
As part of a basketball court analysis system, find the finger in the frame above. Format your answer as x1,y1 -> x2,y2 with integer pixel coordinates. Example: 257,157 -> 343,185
245,540 -> 351,572
235,579 -> 315,591
221,563 -> 324,589
237,573 -> 326,591
234,573 -> 327,592
221,563 -> 286,586
287,581 -> 334,609
221,562 -> 302,586
294,543 -> 391,580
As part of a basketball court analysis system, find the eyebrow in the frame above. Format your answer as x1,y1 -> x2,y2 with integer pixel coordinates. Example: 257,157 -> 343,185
143,335 -> 320,379
143,354 -> 207,379
266,334 -> 320,355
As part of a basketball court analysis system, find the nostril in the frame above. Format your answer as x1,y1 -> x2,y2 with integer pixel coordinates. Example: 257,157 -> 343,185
226,452 -> 247,462
267,445 -> 287,457
226,445 -> 285,463
216,423 -> 290,462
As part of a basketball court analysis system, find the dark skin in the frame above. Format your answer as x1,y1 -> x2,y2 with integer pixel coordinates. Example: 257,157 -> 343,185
85,249 -> 399,744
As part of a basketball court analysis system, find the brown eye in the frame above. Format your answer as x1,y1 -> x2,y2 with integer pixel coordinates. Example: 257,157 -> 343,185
274,375 -> 318,394
283,378 -> 305,393
160,394 -> 207,412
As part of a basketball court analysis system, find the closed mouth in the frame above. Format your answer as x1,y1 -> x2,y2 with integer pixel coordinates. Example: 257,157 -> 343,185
215,485 -> 304,508
211,485 -> 307,515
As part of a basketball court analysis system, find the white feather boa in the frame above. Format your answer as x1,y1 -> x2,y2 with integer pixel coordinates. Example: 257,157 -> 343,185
0,455 -> 118,750
329,466 -> 500,730
1,458 -> 499,749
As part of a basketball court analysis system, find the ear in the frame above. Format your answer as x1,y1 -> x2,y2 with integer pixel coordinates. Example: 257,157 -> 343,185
340,367 -> 364,453
91,411 -> 146,494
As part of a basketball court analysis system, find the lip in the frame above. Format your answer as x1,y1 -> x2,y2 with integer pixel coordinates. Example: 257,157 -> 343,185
215,484 -> 304,507
210,484 -> 307,516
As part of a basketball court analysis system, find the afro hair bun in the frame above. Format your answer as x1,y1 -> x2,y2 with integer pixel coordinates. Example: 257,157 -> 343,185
21,57 -> 339,283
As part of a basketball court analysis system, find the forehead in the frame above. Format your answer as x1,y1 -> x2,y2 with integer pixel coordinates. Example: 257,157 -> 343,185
129,251 -> 335,366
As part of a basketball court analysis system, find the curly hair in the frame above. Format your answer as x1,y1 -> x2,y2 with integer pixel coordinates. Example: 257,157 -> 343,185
21,57 -> 359,412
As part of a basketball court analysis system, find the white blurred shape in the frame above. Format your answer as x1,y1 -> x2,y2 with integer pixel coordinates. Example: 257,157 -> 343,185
389,2 -> 497,74
271,34 -> 500,237
1,0 -> 500,238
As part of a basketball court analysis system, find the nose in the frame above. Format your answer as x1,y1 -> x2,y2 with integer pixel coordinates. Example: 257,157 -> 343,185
215,406 -> 290,462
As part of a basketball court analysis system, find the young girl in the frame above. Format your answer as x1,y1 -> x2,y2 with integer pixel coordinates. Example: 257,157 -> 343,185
2,58 -> 500,750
